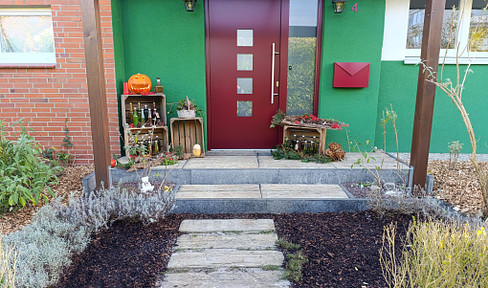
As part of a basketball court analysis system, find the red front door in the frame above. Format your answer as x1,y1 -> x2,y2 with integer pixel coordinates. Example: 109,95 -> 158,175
206,0 -> 285,149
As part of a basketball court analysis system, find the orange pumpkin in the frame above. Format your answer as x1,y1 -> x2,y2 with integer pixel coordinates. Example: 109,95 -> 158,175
128,73 -> 152,94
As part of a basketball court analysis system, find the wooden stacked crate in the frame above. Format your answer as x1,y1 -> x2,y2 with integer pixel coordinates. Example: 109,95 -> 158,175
170,117 -> 205,156
121,93 -> 169,152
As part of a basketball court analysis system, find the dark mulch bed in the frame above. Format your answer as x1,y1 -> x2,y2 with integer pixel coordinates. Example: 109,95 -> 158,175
54,211 -> 412,288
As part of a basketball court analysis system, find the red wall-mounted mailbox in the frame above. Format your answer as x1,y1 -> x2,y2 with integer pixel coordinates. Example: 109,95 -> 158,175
333,62 -> 370,88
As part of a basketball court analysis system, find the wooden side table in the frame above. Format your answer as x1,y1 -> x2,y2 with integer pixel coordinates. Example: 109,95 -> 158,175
170,117 -> 205,156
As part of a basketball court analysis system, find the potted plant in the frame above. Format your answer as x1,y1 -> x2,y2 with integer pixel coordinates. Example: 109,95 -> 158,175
168,96 -> 202,118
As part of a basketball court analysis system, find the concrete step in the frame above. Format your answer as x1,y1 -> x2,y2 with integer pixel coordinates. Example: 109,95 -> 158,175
160,219 -> 290,288
179,219 -> 275,233
161,269 -> 289,288
176,233 -> 278,250
109,153 -> 410,186
167,250 -> 284,269
176,184 -> 349,199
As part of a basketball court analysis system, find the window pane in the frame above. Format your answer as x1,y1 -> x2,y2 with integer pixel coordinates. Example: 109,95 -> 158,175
237,54 -> 253,71
237,78 -> 253,94
237,101 -> 252,117
469,0 -> 488,52
237,29 -> 253,47
0,15 -> 54,53
406,0 -> 459,49
286,0 -> 318,116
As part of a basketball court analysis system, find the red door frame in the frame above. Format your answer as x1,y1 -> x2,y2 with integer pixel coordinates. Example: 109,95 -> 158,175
204,0 -> 323,149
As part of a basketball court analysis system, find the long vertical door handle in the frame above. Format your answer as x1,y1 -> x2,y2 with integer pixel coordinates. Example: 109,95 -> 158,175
271,43 -> 279,104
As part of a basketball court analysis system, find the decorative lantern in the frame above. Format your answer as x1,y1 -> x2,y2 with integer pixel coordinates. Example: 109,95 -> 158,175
128,73 -> 152,94
183,0 -> 196,12
192,144 -> 201,157
332,0 -> 346,13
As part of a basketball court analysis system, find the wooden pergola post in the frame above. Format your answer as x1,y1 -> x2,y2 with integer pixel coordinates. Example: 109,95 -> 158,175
80,0 -> 111,189
410,0 -> 446,193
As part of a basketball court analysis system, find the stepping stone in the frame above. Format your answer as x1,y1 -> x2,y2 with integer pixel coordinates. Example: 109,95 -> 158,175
162,268 -> 289,288
176,233 -> 278,250
179,219 -> 275,233
176,184 -> 261,199
261,184 -> 348,198
167,250 -> 284,269
160,219 -> 289,288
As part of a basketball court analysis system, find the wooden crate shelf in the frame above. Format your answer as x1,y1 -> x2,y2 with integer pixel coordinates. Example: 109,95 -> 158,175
124,126 -> 169,153
121,93 -> 167,127
170,117 -> 204,156
121,93 -> 168,152
283,125 -> 327,154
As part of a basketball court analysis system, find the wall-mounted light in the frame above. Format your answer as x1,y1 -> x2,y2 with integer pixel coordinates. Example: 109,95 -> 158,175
184,0 -> 196,12
332,0 -> 346,13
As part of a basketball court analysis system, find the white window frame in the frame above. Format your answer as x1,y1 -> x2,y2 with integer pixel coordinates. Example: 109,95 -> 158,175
382,0 -> 488,64
0,8 -> 56,65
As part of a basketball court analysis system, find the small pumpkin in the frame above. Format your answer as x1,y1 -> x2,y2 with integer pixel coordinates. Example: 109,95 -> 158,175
128,73 -> 152,94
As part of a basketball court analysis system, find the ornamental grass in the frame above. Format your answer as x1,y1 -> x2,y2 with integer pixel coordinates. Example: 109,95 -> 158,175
381,218 -> 488,288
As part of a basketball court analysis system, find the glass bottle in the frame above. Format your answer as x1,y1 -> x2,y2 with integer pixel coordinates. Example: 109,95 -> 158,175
144,105 -> 149,122
154,136 -> 159,154
140,105 -> 145,125
147,139 -> 152,155
293,134 -> 299,151
128,102 -> 133,124
154,77 -> 164,93
146,105 -> 152,124
137,102 -> 142,120
132,107 -> 139,126
152,102 -> 158,125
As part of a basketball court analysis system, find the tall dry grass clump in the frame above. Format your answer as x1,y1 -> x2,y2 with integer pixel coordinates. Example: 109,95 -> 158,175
0,235 -> 17,288
381,218 -> 488,288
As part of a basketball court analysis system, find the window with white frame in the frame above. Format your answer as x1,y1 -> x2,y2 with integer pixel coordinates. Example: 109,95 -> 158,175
0,8 -> 56,65
382,0 -> 488,63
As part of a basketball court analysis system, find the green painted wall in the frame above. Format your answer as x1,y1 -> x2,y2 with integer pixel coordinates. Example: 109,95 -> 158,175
111,0 -> 488,154
376,61 -> 488,154
318,0 -> 386,152
111,0 -> 207,152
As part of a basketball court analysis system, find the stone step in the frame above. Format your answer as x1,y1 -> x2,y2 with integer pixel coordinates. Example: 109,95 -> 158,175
179,219 -> 275,234
167,250 -> 284,269
176,233 -> 278,250
177,184 -> 261,199
176,184 -> 349,199
161,268 -> 289,288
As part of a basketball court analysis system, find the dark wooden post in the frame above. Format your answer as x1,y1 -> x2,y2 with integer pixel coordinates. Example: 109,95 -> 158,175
410,0 -> 446,193
80,0 -> 111,189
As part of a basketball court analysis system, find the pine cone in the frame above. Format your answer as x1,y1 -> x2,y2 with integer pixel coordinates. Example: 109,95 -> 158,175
328,142 -> 342,152
334,150 -> 346,161
325,149 -> 335,160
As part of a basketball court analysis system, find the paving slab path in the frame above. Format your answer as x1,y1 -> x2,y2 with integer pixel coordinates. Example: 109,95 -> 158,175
159,219 -> 290,288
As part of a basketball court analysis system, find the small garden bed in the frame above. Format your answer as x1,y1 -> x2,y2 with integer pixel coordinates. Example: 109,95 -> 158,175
53,211 -> 412,288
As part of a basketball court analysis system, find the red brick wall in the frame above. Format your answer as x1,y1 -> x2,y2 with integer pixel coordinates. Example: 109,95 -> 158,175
0,0 -> 120,165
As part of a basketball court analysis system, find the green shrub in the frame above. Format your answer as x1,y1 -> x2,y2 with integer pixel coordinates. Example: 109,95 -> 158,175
381,218 -> 488,288
0,120 -> 61,212
4,185 -> 176,287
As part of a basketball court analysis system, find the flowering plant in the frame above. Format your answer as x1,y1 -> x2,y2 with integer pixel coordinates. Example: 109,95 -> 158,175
271,111 -> 349,130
